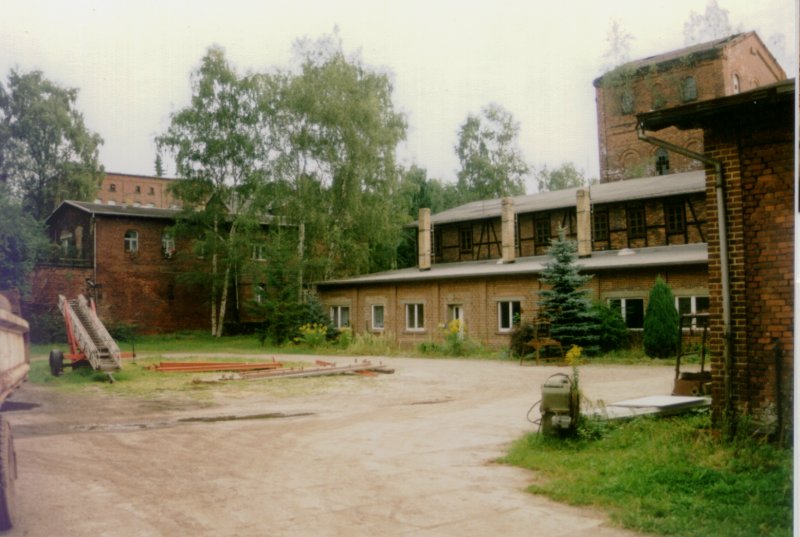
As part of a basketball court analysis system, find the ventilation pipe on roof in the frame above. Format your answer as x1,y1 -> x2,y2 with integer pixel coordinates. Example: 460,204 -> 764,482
637,125 -> 733,431
418,208 -> 432,271
501,198 -> 516,263
576,188 -> 592,258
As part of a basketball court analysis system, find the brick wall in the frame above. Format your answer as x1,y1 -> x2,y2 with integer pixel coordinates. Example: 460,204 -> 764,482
703,107 -> 794,436
97,173 -> 180,209
596,33 -> 786,182
318,264 -> 708,350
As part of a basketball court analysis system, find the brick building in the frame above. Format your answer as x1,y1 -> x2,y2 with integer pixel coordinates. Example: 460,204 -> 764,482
95,172 -> 181,209
30,201 -> 280,335
317,172 -> 710,348
638,79 -> 794,439
594,32 -> 785,182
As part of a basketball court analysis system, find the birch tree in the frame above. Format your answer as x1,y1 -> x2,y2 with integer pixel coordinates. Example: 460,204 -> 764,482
157,46 -> 263,337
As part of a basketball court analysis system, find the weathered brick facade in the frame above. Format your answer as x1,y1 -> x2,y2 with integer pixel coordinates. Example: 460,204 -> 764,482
595,32 -> 785,182
639,80 -> 794,439
96,172 -> 181,209
29,202 -> 209,334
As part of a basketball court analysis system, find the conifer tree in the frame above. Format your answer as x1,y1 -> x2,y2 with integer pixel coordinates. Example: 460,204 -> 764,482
643,276 -> 680,358
538,228 -> 600,353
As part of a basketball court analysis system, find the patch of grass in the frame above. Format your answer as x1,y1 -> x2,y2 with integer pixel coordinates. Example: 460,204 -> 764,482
27,354 -> 316,399
502,413 -> 792,537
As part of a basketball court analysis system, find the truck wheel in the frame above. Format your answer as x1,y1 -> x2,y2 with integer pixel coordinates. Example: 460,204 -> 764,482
49,349 -> 64,377
0,417 -> 16,530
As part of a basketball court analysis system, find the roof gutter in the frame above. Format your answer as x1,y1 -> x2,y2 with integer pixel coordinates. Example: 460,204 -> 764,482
637,125 -> 733,431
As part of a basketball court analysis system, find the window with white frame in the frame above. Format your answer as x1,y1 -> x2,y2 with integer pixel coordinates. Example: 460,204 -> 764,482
498,301 -> 521,332
405,303 -> 424,331
608,297 -> 644,329
330,305 -> 350,329
124,230 -> 138,253
371,304 -> 384,330
676,296 -> 710,327
254,283 -> 266,304
162,233 -> 176,258
251,244 -> 267,261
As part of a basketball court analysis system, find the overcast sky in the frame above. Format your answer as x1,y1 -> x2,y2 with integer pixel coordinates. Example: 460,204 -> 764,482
0,0 -> 795,192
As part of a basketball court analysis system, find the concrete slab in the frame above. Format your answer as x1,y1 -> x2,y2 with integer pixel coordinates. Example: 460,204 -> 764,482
588,395 -> 710,420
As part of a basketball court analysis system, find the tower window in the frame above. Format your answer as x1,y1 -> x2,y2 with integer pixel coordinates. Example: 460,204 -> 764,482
655,148 -> 669,175
681,76 -> 697,102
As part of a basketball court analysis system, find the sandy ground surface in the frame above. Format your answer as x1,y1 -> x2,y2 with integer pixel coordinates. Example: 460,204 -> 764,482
1,355 -> 677,537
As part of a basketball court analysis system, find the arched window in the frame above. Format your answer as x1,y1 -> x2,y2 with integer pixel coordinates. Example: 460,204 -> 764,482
124,230 -> 138,253
655,148 -> 669,175
732,74 -> 741,94
681,76 -> 697,102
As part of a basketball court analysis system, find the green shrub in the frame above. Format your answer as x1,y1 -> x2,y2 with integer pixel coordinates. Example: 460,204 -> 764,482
592,300 -> 629,352
509,321 -> 535,358
643,276 -> 680,358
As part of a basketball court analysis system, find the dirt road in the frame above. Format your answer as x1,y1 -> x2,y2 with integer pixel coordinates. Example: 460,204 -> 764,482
4,356 -> 671,536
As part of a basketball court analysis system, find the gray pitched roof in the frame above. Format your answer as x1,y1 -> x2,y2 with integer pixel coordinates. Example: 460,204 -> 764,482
423,170 -> 705,226
593,32 -> 749,87
46,200 -> 179,224
317,243 -> 707,287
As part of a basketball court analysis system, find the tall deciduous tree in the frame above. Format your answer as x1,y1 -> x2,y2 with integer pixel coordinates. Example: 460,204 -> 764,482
269,33 -> 407,279
157,46 -> 264,337
455,103 -> 528,201
536,162 -> 591,192
0,184 -> 48,296
0,70 -> 103,221
683,0 -> 740,45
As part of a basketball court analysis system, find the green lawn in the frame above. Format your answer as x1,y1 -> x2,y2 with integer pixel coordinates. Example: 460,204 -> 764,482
502,413 -> 792,537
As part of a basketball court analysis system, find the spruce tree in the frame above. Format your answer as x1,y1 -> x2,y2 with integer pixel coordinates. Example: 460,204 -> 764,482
538,228 -> 600,353
643,276 -> 680,358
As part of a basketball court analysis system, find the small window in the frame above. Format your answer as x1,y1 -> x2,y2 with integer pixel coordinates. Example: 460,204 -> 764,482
676,296 -> 710,328
405,303 -> 424,331
627,205 -> 646,239
162,233 -> 176,258
135,185 -> 141,194
459,227 -> 473,254
609,298 -> 644,329
655,148 -> 669,175
534,216 -> 551,246
124,230 -> 138,253
251,244 -> 267,261
665,201 -> 686,234
593,208 -> 609,242
732,74 -> 741,94
447,304 -> 463,323
59,231 -> 74,256
148,186 -> 155,195
254,283 -> 266,305
433,227 -> 443,258
371,305 -> 385,330
498,301 -> 521,332
330,306 -> 350,329
681,76 -> 697,102
109,183 -> 117,192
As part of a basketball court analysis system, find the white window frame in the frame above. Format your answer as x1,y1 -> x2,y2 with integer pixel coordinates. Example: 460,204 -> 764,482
162,233 -> 176,258
124,230 -> 138,253
330,305 -> 350,329
251,244 -> 267,261
675,296 -> 710,328
497,300 -> 521,332
371,304 -> 385,331
405,303 -> 424,332
608,297 -> 644,329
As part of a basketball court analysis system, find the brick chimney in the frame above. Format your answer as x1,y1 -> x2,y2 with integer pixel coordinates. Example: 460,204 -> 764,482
501,197 -> 516,263
576,188 -> 591,258
418,208 -> 431,271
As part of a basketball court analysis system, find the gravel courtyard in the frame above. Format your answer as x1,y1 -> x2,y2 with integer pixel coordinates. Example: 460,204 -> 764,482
4,356 -> 673,536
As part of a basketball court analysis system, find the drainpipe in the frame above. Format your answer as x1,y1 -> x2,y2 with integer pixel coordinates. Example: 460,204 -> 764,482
637,125 -> 733,430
